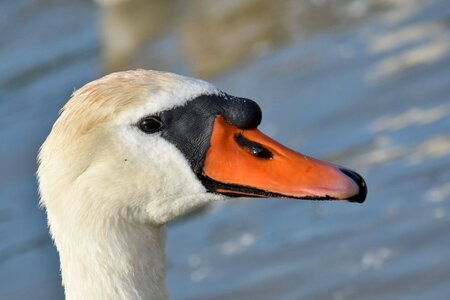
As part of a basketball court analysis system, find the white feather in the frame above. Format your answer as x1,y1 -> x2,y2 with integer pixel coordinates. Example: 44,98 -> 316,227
38,70 -> 225,300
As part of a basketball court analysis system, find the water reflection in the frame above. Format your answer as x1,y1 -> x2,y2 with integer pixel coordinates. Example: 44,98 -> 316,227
343,134 -> 450,170
425,181 -> 450,203
366,39 -> 450,82
409,135 -> 450,164
97,0 -> 174,73
371,104 -> 450,132
367,22 -> 442,55
360,247 -> 393,270
97,0 -> 393,76
365,7 -> 450,82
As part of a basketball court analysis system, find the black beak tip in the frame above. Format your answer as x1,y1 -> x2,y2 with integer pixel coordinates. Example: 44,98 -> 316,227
340,168 -> 367,203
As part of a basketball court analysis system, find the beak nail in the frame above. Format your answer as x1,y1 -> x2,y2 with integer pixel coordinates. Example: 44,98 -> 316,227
340,168 -> 367,203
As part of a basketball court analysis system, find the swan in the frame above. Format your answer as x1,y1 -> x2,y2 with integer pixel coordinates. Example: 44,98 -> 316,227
37,70 -> 367,300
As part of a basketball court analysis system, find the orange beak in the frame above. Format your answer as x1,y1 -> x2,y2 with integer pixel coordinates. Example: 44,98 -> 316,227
202,116 -> 367,202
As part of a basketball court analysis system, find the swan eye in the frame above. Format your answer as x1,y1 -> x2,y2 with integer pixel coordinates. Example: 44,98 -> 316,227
138,117 -> 163,134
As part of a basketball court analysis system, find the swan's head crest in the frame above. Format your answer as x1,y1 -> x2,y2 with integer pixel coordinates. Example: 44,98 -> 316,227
38,70 -> 223,225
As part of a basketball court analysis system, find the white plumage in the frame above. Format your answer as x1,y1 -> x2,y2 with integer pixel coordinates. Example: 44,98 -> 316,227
38,70 -> 224,300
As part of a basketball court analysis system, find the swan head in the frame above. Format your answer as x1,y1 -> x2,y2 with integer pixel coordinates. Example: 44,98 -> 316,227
38,70 -> 367,228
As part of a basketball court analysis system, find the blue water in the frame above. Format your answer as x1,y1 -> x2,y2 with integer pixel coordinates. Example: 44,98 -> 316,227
1,0 -> 450,299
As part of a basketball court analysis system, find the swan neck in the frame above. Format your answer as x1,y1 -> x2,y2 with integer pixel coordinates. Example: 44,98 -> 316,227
58,220 -> 168,300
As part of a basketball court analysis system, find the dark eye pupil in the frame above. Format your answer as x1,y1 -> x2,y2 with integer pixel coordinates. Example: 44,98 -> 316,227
139,117 -> 162,133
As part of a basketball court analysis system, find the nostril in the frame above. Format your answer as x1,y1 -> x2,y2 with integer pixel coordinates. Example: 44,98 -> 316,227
340,168 -> 368,203
236,134 -> 273,159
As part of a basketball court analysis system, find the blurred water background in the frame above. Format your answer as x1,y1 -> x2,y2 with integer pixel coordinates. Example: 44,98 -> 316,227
1,0 -> 450,299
